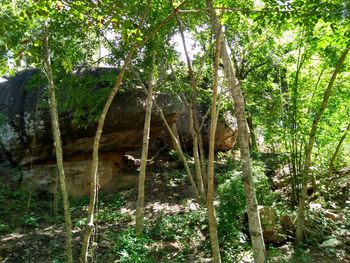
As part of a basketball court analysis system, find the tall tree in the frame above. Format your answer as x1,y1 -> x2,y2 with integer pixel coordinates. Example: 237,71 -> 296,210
328,122 -> 350,178
80,2 -> 189,260
206,1 -> 266,262
43,20 -> 73,263
296,47 -> 349,244
206,18 -> 222,263
135,53 -> 154,235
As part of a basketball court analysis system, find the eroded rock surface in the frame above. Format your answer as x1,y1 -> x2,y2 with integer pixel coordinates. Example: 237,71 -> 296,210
0,68 -> 238,196
0,68 -> 183,165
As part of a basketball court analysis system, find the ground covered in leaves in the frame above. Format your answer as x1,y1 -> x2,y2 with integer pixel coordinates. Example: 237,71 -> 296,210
0,158 -> 350,263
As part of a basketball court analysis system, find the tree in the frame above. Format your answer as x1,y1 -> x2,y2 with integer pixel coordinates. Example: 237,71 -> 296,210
206,18 -> 222,263
80,1 -> 189,261
43,20 -> 73,263
206,1 -> 266,262
135,52 -> 155,235
296,47 -> 349,244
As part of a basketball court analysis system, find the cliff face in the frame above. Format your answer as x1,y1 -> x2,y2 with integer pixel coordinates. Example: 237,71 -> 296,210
0,68 -> 237,197
0,68 -> 183,166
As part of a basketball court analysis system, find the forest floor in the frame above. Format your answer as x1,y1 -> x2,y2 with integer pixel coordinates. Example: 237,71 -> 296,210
0,157 -> 349,263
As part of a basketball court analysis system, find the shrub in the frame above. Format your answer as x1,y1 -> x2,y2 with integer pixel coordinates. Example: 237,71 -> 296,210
217,157 -> 276,260
111,228 -> 153,263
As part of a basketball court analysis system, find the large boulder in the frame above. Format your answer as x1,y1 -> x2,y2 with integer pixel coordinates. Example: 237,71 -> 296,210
0,68 -> 183,196
0,68 -> 238,196
0,68 -> 183,165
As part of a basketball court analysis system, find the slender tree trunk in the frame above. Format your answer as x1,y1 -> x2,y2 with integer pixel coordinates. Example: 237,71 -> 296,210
78,2 -> 189,261
176,15 -> 206,202
135,63 -> 154,235
80,46 -> 136,263
296,48 -> 349,245
188,104 -> 206,203
132,68 -> 201,202
197,122 -> 207,190
246,112 -> 258,153
43,21 -> 73,263
206,2 -> 266,262
206,20 -> 222,263
226,53 -> 266,263
328,122 -> 350,178
53,171 -> 59,216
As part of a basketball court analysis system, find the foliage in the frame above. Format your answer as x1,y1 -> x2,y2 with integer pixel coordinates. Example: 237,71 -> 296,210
216,155 -> 277,261
56,69 -> 117,127
304,209 -> 337,245
149,209 -> 206,241
110,228 -> 153,263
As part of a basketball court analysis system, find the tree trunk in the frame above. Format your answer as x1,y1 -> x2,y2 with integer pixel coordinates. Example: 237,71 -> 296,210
328,122 -> 350,178
296,47 -> 349,245
206,1 -> 266,262
176,15 -> 206,202
188,104 -> 206,203
43,21 -> 73,263
135,64 -> 154,235
80,47 -> 136,263
132,67 -> 201,202
246,112 -> 258,153
206,19 -> 222,263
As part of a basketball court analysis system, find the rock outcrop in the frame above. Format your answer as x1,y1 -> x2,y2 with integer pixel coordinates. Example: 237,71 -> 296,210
0,68 -> 183,165
0,68 -> 238,197
0,68 -> 183,196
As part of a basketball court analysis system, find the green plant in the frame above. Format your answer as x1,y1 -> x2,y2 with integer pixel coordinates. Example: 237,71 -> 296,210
149,210 -> 205,242
110,228 -> 153,263
0,223 -> 10,233
217,172 -> 246,261
217,159 -> 277,261
22,215 -> 40,228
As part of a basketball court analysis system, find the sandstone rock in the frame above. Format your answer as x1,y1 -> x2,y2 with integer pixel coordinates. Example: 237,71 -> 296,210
0,68 -> 183,165
324,210 -> 340,221
99,240 -> 110,249
21,152 -> 138,197
280,214 -> 295,233
309,203 -> 323,211
259,206 -> 287,244
0,68 -> 238,196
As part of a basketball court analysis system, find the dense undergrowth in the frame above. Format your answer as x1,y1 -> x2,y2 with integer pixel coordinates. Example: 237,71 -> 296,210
0,153 -> 349,262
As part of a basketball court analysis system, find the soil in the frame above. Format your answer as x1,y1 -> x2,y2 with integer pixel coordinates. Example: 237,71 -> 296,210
0,159 -> 349,263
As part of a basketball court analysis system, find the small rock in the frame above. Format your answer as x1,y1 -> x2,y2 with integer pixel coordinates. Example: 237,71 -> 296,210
259,206 -> 287,244
337,229 -> 350,237
319,238 -> 343,248
324,210 -> 340,221
259,206 -> 277,227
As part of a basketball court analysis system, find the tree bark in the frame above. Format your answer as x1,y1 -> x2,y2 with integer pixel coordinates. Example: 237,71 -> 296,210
246,112 -> 258,153
176,15 -> 206,202
206,1 -> 266,262
296,47 -> 349,245
132,67 -> 201,202
206,19 -> 222,263
80,46 -> 136,263
135,63 -> 154,235
43,21 -> 73,263
328,122 -> 350,178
